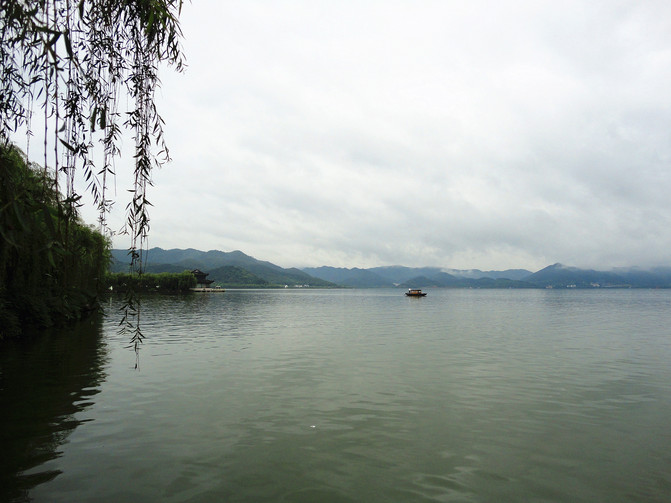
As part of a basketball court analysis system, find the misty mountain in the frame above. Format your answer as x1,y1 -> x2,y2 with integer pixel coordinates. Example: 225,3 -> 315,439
407,271 -> 461,287
304,265 -> 535,288
526,263 -> 671,288
300,267 -> 393,287
368,266 -> 445,284
525,263 -> 624,288
339,269 -> 392,288
305,262 -> 671,288
441,268 -> 533,281
398,272 -> 536,289
611,267 -> 671,288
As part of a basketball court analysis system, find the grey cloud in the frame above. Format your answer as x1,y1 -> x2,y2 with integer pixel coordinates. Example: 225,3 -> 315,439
72,0 -> 671,271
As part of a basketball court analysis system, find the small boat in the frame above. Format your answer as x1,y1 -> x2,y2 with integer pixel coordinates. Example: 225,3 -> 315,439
405,288 -> 427,297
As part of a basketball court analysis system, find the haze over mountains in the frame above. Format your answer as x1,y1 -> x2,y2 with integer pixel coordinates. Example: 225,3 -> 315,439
110,248 -> 671,289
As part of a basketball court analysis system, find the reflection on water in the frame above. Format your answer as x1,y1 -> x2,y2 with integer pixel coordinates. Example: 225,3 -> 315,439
0,314 -> 107,502
2,289 -> 671,502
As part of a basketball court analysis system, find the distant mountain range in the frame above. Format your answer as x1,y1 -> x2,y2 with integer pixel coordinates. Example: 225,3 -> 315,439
306,263 -> 671,288
523,263 -> 671,289
303,265 -> 534,288
110,248 -> 671,289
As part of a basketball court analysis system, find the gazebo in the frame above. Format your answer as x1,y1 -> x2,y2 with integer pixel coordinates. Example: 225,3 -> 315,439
191,269 -> 214,288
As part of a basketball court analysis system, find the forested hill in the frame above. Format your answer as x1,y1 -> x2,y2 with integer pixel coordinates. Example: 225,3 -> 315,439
109,248 -> 335,288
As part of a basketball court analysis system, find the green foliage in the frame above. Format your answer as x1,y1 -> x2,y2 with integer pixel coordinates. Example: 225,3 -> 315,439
1,0 -> 185,231
0,144 -> 111,340
106,271 -> 196,293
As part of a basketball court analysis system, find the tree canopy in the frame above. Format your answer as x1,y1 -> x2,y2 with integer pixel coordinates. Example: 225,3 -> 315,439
1,0 -> 186,349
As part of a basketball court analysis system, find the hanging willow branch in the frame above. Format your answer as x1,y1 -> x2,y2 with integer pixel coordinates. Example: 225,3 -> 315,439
0,0 -> 185,355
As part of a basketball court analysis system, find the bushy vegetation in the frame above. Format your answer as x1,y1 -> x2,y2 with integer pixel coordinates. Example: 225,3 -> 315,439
106,271 -> 196,293
0,145 -> 110,340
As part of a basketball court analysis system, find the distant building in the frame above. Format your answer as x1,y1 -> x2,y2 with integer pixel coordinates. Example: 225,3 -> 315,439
191,269 -> 214,288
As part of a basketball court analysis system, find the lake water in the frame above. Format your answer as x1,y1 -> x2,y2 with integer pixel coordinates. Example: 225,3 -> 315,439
1,288 -> 670,502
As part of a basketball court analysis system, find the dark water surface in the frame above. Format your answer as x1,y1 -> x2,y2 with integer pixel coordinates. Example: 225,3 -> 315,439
2,289 -> 670,502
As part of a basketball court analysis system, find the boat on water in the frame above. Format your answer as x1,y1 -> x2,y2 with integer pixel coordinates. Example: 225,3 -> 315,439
405,288 -> 427,297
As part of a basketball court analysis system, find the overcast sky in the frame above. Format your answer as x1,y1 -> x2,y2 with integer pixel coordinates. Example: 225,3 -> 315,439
78,0 -> 671,271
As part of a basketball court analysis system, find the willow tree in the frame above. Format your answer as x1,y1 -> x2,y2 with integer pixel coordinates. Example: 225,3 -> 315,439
0,0 -> 185,350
